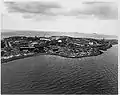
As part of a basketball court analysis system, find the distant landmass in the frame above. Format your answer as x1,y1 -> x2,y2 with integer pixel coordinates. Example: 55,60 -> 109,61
1,30 -> 118,39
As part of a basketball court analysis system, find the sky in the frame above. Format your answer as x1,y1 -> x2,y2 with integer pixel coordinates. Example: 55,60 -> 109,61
2,0 -> 119,35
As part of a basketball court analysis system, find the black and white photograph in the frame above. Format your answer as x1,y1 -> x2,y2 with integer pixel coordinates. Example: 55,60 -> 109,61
1,0 -> 119,94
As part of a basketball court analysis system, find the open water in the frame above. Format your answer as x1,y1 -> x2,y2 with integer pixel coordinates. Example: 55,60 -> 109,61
1,44 -> 118,94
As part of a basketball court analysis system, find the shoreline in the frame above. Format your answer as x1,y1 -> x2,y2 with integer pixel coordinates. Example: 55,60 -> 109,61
2,45 -> 117,64
1,53 -> 100,64
1,35 -> 117,64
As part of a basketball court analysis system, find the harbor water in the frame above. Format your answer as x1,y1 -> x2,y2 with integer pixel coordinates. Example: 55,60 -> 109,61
1,45 -> 118,94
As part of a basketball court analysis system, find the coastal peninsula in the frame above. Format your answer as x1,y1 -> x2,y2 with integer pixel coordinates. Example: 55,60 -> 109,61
1,36 -> 118,63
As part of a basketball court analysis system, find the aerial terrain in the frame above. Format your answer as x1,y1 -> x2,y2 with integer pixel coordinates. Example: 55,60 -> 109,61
1,31 -> 118,94
1,31 -> 118,63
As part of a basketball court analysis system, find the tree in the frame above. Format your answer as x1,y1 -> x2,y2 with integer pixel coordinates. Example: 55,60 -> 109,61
1,40 -> 5,48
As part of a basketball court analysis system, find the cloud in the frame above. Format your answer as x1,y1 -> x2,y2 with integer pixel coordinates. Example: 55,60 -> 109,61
82,1 -> 114,4
67,2 -> 118,19
4,1 -> 118,20
78,2 -> 118,19
5,1 -> 61,15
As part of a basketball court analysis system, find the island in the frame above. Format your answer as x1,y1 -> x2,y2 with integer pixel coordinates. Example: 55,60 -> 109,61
1,36 -> 118,63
